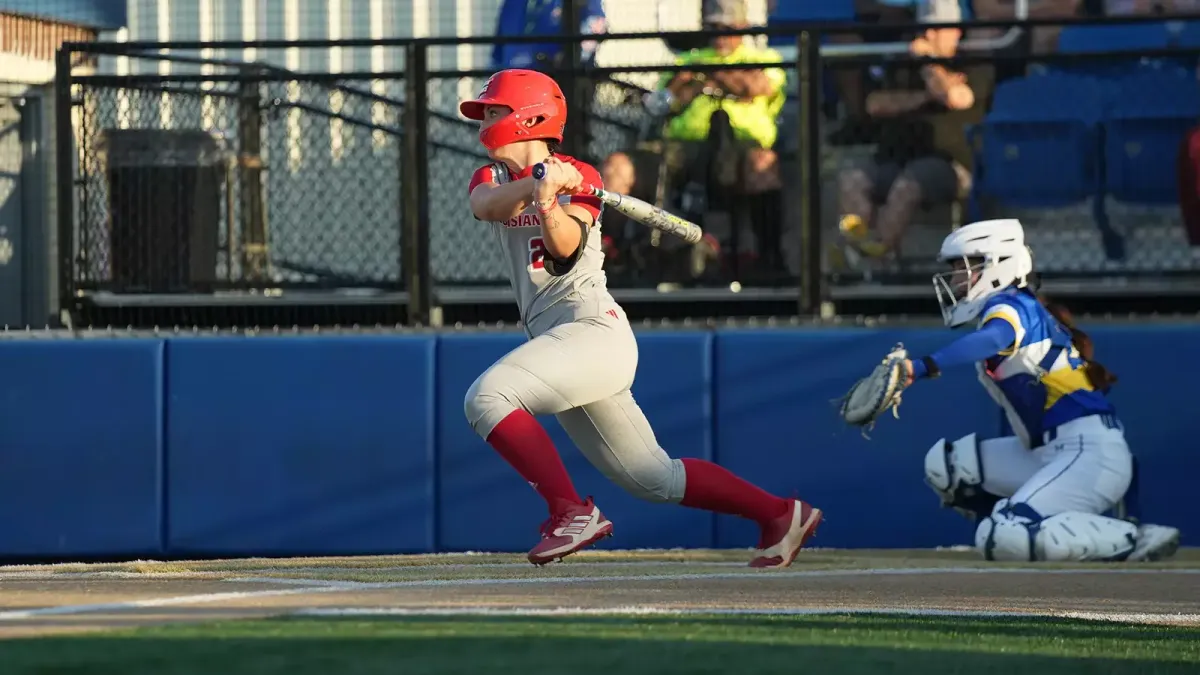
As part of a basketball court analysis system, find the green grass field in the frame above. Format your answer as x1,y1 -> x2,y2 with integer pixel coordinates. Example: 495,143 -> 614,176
1,614 -> 1196,675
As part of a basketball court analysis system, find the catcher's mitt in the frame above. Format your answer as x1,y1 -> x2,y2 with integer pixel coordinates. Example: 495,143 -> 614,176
838,343 -> 910,437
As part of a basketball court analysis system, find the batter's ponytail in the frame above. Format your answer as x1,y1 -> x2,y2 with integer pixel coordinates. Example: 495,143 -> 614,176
1037,295 -> 1118,392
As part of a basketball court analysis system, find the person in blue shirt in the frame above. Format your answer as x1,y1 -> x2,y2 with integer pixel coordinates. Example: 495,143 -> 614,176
491,0 -> 607,71
901,218 -> 1179,562
490,0 -> 607,161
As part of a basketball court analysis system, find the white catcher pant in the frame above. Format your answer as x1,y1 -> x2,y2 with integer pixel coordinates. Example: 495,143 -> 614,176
978,415 -> 1133,518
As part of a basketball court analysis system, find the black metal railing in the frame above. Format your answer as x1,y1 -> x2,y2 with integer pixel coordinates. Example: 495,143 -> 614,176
52,14 -> 1200,328
62,55 -> 406,288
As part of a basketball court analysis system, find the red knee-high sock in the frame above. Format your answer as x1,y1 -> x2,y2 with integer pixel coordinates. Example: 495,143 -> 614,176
679,458 -> 790,524
486,410 -> 583,511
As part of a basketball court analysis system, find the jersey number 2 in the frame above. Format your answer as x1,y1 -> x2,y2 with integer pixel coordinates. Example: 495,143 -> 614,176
528,237 -> 545,270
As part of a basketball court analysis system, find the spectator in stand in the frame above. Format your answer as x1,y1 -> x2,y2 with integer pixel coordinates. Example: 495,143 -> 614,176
491,0 -> 608,159
658,0 -> 786,170
827,0 -> 920,146
600,152 -> 636,275
491,0 -> 607,71
597,150 -> 722,286
602,151 -> 636,197
655,0 -> 788,277
835,0 -> 980,266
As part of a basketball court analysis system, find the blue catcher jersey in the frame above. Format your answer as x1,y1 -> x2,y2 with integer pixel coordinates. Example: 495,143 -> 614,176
975,289 -> 1116,449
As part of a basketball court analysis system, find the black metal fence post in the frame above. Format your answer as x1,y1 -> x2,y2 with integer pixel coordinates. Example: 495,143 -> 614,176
562,0 -> 591,161
796,30 -> 823,316
237,78 -> 267,281
403,41 -> 432,327
54,46 -> 75,324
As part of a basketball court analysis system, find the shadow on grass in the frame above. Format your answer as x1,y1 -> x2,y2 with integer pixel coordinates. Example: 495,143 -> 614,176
0,615 -> 1196,675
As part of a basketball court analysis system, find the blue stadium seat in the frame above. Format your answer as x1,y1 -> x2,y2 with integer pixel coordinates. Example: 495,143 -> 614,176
1057,21 -> 1171,52
1054,22 -> 1173,77
970,73 -> 1106,209
767,0 -> 855,47
1103,69 -> 1200,204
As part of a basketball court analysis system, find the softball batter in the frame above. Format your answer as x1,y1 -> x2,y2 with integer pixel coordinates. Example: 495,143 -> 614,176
460,69 -> 822,566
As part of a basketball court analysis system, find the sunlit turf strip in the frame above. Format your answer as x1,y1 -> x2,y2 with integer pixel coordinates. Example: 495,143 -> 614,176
0,614 -> 1197,675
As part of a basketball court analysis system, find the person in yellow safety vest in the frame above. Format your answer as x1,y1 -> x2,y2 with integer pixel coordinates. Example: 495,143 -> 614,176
655,0 -> 786,196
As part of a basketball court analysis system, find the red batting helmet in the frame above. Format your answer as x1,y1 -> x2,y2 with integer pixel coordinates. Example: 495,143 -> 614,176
459,69 -> 567,151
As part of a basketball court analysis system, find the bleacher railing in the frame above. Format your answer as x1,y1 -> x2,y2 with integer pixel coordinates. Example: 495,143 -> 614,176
54,15 -> 1200,328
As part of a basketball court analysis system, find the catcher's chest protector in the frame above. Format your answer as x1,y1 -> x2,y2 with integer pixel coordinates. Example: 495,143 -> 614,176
973,292 -> 1116,450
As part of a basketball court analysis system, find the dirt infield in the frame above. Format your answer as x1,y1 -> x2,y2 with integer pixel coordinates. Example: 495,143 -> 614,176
1,549 -> 1197,639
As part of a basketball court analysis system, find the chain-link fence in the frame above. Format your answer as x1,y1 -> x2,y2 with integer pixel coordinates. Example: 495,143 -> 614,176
68,50 -> 405,298
53,15 -> 1200,329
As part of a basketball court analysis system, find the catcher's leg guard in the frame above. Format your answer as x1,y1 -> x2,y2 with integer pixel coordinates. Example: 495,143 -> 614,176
924,433 -> 1002,522
974,501 -> 1137,562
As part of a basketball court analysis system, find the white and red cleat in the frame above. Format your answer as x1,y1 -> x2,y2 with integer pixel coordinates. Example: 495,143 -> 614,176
749,500 -> 823,568
528,497 -> 614,565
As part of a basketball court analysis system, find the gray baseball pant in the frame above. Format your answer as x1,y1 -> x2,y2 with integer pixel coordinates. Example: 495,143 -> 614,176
463,301 -> 687,503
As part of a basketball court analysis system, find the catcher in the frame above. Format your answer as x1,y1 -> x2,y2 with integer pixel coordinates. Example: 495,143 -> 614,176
840,218 -> 1180,562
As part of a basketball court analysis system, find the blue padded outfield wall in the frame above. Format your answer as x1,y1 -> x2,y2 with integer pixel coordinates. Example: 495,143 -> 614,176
0,325 -> 1195,560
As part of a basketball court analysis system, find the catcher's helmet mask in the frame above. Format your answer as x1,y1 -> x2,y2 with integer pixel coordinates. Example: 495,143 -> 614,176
933,219 -> 1033,327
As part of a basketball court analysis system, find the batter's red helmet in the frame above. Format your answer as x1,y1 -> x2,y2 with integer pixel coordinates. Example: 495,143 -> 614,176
459,69 -> 567,151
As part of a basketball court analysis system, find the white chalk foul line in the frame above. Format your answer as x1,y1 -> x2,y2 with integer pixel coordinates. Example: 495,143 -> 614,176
0,571 -> 219,581
2,566 -> 1198,621
290,605 -> 1200,626
0,587 -> 328,620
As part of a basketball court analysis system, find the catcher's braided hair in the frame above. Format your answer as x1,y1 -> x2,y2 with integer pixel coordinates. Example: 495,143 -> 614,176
1036,294 -> 1118,393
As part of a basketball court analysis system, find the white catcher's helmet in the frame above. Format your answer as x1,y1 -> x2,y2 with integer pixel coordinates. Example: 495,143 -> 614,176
934,219 -> 1034,327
